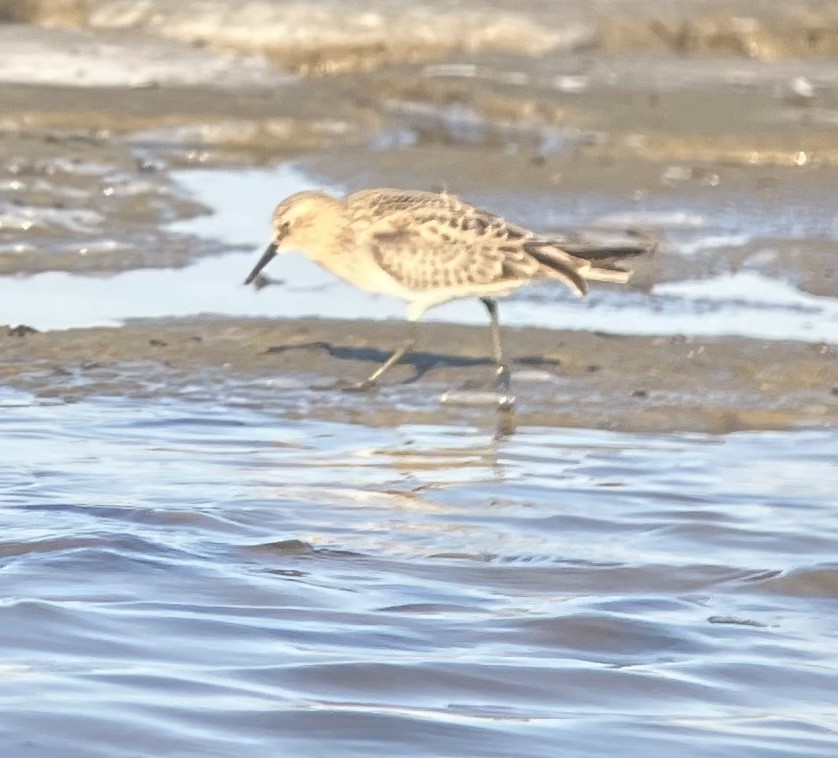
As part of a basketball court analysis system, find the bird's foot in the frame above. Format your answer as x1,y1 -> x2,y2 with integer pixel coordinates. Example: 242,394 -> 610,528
439,389 -> 515,410
492,365 -> 511,394
496,392 -> 516,411
339,378 -> 379,393
309,377 -> 378,393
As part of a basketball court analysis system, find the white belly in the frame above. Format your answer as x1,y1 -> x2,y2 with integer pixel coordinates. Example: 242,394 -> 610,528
314,254 -> 415,302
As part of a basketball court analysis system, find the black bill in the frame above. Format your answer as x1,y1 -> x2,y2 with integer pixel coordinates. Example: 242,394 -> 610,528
244,242 -> 278,285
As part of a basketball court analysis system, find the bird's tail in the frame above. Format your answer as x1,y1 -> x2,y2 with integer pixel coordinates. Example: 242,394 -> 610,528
526,229 -> 656,294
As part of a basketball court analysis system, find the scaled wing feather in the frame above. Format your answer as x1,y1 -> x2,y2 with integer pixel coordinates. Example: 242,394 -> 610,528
347,189 -> 640,296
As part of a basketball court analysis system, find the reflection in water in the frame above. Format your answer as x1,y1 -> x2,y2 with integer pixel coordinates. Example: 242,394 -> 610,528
1,390 -> 837,756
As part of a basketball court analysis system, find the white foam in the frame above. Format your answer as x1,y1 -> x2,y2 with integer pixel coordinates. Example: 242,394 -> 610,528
0,207 -> 104,234
0,25 -> 288,89
87,0 -> 592,60
594,210 -> 706,229
677,234 -> 752,256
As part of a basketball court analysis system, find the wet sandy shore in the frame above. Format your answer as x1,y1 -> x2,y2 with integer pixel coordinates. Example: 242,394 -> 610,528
3,317 -> 835,433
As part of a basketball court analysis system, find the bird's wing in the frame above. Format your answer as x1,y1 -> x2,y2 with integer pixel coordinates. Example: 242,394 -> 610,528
348,188 -> 475,217
348,190 -> 588,294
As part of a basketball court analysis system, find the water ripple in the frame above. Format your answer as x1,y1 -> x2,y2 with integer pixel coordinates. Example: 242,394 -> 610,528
1,393 -> 837,756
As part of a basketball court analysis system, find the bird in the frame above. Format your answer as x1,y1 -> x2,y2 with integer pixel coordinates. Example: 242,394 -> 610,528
244,188 -> 652,402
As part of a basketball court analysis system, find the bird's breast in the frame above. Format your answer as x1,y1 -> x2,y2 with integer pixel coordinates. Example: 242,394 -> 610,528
312,249 -> 415,301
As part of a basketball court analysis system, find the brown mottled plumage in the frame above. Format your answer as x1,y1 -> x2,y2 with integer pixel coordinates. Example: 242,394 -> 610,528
244,188 -> 652,400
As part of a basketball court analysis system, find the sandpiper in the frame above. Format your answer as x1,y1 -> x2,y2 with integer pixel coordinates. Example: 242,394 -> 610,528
244,188 -> 652,402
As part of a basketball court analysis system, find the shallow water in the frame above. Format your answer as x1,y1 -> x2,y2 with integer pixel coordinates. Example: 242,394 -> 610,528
2,388 -> 837,757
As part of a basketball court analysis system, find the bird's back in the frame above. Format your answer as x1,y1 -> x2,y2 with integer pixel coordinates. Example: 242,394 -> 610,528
347,188 -> 475,218
346,189 -> 547,291
344,188 -> 653,297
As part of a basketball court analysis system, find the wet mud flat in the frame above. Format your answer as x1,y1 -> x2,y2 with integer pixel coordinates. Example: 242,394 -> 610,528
2,316 -> 835,433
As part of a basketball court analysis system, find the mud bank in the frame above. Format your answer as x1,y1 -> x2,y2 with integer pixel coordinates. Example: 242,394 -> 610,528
2,317 -> 835,433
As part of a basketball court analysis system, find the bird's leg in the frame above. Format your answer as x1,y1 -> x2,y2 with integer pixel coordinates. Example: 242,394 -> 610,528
343,323 -> 418,392
438,299 -> 514,409
481,298 -> 510,392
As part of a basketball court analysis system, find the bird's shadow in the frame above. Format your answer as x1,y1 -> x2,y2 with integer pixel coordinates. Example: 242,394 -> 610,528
263,341 -> 560,385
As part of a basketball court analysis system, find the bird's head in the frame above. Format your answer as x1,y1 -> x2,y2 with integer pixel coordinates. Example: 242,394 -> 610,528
244,190 -> 342,285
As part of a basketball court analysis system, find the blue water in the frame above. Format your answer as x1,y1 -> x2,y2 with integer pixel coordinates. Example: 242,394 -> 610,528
2,388 -> 837,757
